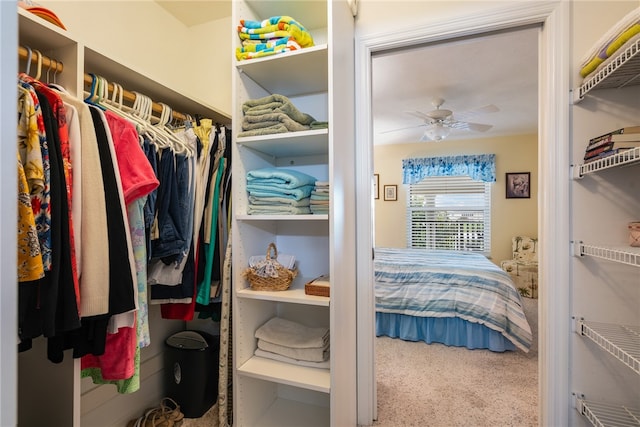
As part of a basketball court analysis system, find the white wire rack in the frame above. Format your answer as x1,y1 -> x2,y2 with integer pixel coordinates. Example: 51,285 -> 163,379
575,319 -> 640,375
576,243 -> 640,267
575,37 -> 640,101
576,147 -> 640,177
576,396 -> 640,427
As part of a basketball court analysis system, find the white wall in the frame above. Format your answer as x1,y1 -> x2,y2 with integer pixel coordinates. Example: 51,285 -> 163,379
39,0 -> 232,119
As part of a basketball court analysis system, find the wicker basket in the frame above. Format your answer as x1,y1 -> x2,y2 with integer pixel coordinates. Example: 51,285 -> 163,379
244,243 -> 297,291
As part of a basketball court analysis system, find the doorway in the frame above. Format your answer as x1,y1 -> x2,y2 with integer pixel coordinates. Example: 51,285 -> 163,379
354,2 -> 572,426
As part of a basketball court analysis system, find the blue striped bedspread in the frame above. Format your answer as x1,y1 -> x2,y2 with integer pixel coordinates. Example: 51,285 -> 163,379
374,247 -> 532,352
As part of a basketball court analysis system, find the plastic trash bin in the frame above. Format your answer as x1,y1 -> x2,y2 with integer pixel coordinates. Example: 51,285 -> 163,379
165,330 -> 219,418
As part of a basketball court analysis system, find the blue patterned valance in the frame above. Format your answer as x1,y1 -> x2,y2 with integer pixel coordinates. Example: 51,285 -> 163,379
402,154 -> 496,184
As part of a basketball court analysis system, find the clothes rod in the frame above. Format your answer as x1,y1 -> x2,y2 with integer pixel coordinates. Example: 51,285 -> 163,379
19,45 -> 190,122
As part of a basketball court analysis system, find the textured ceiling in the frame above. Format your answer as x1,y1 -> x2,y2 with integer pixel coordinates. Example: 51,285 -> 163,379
373,26 -> 539,145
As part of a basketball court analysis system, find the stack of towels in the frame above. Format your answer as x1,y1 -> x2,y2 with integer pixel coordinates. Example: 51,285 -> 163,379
310,181 -> 329,214
238,94 -> 321,137
254,317 -> 330,368
236,15 -> 315,61
247,167 -> 316,215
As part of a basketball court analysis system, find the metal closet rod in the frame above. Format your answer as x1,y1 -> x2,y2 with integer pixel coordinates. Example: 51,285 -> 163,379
18,45 -> 190,122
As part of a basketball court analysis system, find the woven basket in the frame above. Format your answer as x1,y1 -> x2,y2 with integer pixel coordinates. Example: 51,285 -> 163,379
244,243 -> 297,291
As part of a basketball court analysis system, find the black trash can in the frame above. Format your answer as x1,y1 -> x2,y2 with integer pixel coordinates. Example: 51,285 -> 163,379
165,330 -> 219,418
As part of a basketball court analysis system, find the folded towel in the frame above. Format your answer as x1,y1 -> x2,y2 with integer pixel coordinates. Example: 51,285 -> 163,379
254,348 -> 330,369
238,16 -> 314,48
247,167 -> 317,188
255,317 -> 329,348
246,185 -> 315,201
258,339 -> 329,362
248,205 -> 312,215
238,124 -> 290,137
242,112 -> 312,133
249,195 -> 311,206
242,94 -> 316,126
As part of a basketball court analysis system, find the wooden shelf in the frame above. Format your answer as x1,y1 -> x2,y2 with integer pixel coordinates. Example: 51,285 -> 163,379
237,129 -> 329,158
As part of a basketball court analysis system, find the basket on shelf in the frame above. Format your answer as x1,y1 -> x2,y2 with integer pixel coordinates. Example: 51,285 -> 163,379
244,243 -> 297,291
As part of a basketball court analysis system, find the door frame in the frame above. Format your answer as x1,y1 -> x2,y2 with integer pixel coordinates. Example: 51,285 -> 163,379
354,1 -> 571,425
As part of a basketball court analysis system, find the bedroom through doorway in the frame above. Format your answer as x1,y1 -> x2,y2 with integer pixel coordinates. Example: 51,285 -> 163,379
369,25 -> 541,426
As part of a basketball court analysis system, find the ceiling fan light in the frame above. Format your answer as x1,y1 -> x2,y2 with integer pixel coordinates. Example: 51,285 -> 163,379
424,123 -> 451,141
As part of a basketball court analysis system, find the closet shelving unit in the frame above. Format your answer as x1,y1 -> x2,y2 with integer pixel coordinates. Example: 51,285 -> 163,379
17,8 -> 229,427
231,1 -> 356,426
570,12 -> 640,427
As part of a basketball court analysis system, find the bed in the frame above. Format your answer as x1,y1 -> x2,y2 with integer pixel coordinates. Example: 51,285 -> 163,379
374,247 -> 532,352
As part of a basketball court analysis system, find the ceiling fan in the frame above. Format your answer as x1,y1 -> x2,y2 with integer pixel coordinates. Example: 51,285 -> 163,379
382,97 -> 499,141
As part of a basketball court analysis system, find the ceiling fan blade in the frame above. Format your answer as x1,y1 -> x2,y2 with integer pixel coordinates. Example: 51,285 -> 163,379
454,104 -> 499,121
404,110 -> 431,120
379,123 -> 427,134
449,120 -> 493,132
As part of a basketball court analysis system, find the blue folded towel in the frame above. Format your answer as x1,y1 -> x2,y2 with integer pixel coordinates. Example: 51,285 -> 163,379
247,184 -> 315,201
247,167 -> 317,189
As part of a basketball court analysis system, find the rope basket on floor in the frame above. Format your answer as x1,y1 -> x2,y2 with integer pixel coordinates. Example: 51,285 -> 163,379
244,242 -> 297,291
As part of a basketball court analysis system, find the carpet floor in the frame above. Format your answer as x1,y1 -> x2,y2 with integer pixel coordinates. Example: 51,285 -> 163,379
373,297 -> 538,427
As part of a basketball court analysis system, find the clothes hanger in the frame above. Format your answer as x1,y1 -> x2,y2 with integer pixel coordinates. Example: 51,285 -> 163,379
33,50 -> 42,81
155,103 -> 194,156
24,46 -> 32,77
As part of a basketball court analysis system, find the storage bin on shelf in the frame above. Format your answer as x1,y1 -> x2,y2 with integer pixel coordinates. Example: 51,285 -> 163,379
244,243 -> 297,291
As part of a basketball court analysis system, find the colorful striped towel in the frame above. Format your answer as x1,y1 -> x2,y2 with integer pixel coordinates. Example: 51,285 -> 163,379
238,16 -> 314,48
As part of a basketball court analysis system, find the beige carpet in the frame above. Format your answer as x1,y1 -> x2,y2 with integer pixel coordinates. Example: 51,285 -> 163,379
373,297 -> 538,427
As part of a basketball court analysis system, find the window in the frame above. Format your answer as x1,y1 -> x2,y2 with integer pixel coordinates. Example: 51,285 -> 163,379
407,175 -> 491,254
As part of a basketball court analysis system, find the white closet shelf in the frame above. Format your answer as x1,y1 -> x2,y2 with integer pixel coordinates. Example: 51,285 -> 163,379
576,396 -> 640,427
237,129 -> 329,157
575,319 -> 640,375
237,214 -> 328,221
237,277 -> 330,306
575,147 -> 640,178
575,243 -> 640,267
18,8 -> 74,48
238,356 -> 330,393
575,37 -> 640,101
236,44 -> 329,97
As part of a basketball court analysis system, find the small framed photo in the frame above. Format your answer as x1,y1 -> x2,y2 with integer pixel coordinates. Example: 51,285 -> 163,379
506,172 -> 530,199
374,174 -> 380,200
384,185 -> 397,201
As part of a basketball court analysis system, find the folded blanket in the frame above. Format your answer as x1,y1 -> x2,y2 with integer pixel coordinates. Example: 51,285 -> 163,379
238,16 -> 314,48
254,348 -> 330,369
258,339 -> 329,362
246,185 -> 315,201
247,167 -> 317,188
255,317 -> 329,348
243,94 -> 316,126
311,193 -> 329,201
580,8 -> 640,78
249,195 -> 311,206
238,125 -> 290,137
235,37 -> 302,61
242,112 -> 311,133
248,205 -> 312,215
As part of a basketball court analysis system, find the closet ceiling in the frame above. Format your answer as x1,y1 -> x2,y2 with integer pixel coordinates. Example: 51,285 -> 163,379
156,1 -> 230,27
373,27 -> 539,145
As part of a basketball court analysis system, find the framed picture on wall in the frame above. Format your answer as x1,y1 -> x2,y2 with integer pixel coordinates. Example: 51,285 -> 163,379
383,185 -> 397,201
506,172 -> 530,199
374,174 -> 379,199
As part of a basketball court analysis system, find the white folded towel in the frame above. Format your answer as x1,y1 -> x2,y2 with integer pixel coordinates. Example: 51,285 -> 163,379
254,348 -> 330,369
255,317 -> 329,348
258,339 -> 329,362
